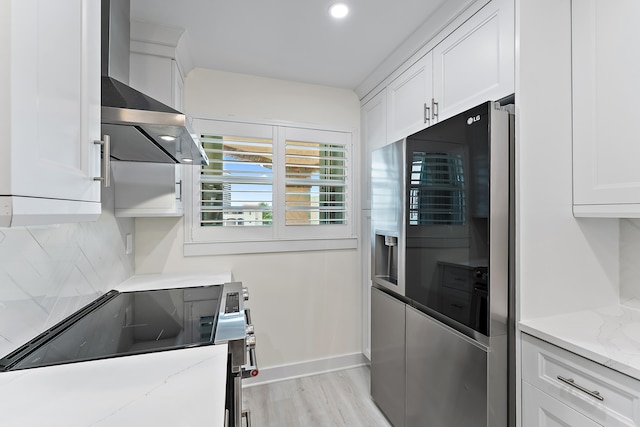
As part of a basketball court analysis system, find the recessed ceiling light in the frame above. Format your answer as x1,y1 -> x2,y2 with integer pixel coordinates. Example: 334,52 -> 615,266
182,158 -> 193,163
160,135 -> 176,142
329,3 -> 349,19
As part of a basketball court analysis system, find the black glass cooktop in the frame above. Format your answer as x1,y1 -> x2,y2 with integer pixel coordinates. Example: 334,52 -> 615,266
0,285 -> 223,371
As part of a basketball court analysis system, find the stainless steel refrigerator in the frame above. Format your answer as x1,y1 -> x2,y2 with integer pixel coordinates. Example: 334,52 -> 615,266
370,100 -> 514,427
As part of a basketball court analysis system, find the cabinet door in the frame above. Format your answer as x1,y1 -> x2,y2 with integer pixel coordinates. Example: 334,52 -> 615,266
112,162 -> 183,217
522,333 -> 640,427
11,0 -> 101,204
130,53 -> 175,108
361,89 -> 387,210
173,61 -> 185,112
522,382 -> 602,427
386,52 -> 433,143
572,0 -> 640,216
370,287 -> 405,427
432,0 -> 514,122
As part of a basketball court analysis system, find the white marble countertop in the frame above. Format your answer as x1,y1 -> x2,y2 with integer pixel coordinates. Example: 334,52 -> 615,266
0,272 -> 236,426
520,304 -> 640,381
0,344 -> 228,426
115,271 -> 233,292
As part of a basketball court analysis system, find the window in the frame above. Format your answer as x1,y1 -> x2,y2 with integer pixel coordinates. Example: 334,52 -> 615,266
185,119 -> 355,255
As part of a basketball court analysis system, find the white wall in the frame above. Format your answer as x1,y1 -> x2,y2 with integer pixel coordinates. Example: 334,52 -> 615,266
516,0 -> 619,321
134,68 -> 363,373
186,68 -> 360,128
0,185 -> 134,357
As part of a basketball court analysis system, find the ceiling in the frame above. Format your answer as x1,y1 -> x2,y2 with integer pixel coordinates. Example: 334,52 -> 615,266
130,0 -> 450,90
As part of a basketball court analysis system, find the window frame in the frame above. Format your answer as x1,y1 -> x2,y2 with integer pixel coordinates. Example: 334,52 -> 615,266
184,117 -> 358,256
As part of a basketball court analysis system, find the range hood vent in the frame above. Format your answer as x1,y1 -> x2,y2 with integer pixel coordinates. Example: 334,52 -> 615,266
100,0 -> 208,165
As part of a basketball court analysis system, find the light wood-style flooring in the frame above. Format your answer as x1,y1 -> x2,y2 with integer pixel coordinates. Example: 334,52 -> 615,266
242,366 -> 391,427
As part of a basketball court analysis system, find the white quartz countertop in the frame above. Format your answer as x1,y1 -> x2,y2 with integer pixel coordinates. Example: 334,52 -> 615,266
520,304 -> 640,381
115,271 -> 234,292
0,272 -> 235,426
0,344 -> 228,426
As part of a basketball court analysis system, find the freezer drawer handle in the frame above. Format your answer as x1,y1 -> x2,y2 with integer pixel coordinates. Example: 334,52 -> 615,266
242,410 -> 252,427
93,135 -> 111,188
557,375 -> 604,401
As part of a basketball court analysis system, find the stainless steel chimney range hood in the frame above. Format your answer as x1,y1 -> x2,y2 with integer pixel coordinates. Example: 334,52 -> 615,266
101,0 -> 208,166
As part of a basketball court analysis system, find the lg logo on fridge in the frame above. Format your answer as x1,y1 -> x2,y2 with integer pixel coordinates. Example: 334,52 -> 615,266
467,115 -> 481,125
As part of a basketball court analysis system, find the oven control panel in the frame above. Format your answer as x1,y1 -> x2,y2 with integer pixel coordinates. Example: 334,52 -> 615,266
225,292 -> 240,313
214,282 -> 248,344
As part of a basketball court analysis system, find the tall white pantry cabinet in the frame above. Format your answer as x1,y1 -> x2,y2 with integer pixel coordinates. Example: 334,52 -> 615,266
0,0 -> 103,227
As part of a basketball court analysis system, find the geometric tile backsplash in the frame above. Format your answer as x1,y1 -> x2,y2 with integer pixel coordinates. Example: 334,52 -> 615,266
0,186 -> 134,357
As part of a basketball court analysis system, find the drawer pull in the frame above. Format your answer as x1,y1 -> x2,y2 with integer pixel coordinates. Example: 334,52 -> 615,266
557,375 -> 604,401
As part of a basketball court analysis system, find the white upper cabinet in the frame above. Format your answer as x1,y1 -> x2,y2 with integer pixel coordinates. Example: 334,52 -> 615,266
572,0 -> 640,217
432,0 -> 514,122
118,23 -> 187,217
0,0 -> 102,227
386,53 -> 433,143
369,0 -> 514,147
361,89 -> 387,210
130,54 -> 184,111
112,162 -> 183,217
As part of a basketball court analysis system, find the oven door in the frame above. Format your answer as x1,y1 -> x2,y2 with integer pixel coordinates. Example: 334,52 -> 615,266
220,293 -> 258,427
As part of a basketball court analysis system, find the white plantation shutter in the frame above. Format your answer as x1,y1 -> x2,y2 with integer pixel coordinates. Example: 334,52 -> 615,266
200,134 -> 273,227
187,118 -> 355,254
285,139 -> 348,225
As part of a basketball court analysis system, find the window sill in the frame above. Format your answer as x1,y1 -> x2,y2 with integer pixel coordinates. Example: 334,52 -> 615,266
183,237 -> 358,256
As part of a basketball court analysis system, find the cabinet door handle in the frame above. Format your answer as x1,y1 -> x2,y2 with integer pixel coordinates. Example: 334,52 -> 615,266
93,135 -> 111,188
176,180 -> 183,201
424,103 -> 431,125
432,98 -> 439,121
557,376 -> 604,401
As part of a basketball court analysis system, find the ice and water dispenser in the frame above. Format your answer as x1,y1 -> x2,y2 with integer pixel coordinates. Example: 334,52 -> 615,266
373,234 -> 398,286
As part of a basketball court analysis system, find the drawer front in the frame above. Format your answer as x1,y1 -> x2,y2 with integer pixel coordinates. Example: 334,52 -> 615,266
522,381 -> 602,427
522,333 -> 640,427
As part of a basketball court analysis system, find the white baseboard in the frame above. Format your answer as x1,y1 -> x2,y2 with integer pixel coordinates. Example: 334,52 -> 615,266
242,352 -> 369,387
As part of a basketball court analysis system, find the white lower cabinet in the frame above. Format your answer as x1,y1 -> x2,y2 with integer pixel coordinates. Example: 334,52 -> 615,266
522,381 -> 602,427
521,334 -> 640,427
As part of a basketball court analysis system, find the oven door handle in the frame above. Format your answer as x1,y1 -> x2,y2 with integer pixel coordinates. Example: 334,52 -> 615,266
242,308 -> 259,379
242,347 -> 259,379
